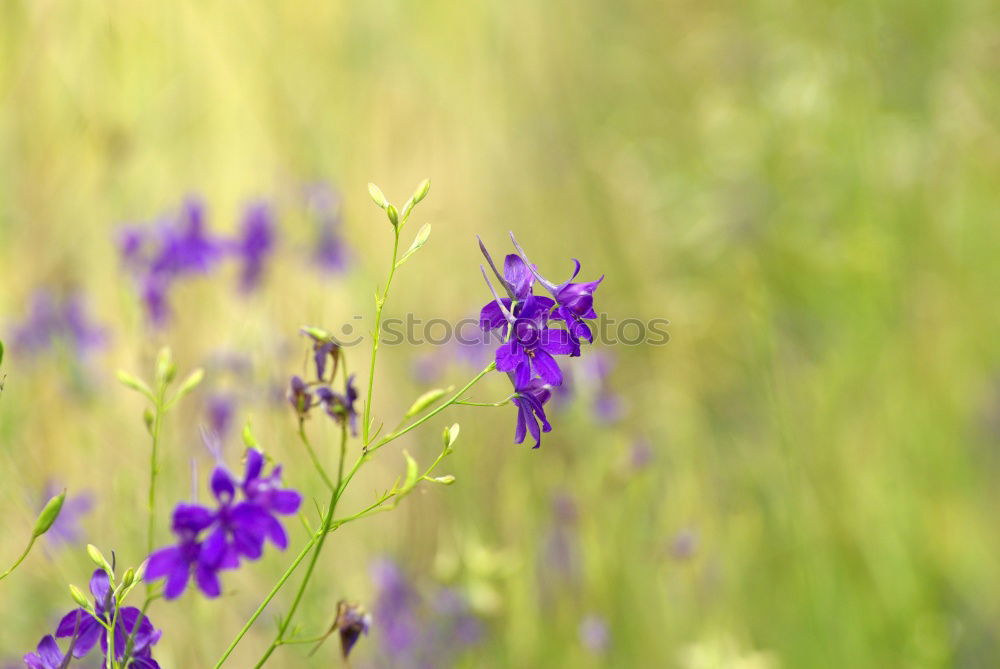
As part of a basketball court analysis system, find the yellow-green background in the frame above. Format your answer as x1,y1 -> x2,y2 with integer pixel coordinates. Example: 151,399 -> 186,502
2,0 -> 999,666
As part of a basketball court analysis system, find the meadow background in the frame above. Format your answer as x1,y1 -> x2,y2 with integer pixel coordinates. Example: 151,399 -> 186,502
2,1 -> 999,667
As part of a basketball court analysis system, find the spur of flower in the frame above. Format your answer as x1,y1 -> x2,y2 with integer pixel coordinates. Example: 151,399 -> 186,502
144,448 -> 302,599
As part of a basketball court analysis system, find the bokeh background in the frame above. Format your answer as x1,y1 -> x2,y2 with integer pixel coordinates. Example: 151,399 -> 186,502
2,1 -> 1000,666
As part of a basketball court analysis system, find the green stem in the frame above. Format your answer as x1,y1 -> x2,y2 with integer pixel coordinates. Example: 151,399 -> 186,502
361,227 -> 401,444
0,537 -> 36,581
367,362 -> 495,453
253,423 -> 349,666
146,387 -> 165,558
298,421 -> 335,493
212,536 -> 318,668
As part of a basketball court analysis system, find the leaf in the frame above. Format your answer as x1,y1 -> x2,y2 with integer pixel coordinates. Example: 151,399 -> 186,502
396,223 -> 432,267
404,386 -> 452,418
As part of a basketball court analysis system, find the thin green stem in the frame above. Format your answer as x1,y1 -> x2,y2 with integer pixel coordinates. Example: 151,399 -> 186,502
146,387 -> 165,558
298,421 -> 335,493
212,536 -> 318,668
253,424 -> 349,666
0,537 -> 36,581
361,227 -> 401,444
368,362 -> 495,453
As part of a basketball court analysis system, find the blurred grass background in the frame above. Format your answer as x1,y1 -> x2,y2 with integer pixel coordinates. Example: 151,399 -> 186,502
1,0 -> 999,666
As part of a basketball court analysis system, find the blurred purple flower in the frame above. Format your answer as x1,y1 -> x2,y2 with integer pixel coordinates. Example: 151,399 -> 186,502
670,528 -> 698,561
370,560 -> 484,669
316,374 -> 359,435
117,196 -> 224,326
579,614 -> 611,654
39,483 -> 92,549
205,393 -> 236,440
232,201 -> 276,292
305,183 -> 350,273
11,290 -> 106,358
335,601 -> 373,659
22,636 -> 65,669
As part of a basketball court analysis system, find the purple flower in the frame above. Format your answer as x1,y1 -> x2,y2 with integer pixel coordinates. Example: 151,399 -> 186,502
305,184 -> 350,274
145,449 -> 301,599
477,239 -> 554,331
22,636 -> 65,669
370,560 -> 484,669
288,375 -> 313,416
334,601 -> 372,659
55,570 -> 162,664
205,393 -> 236,440
145,503 -> 222,599
487,291 -> 577,387
118,196 -> 224,326
11,290 -> 106,358
578,614 -> 610,654
301,328 -> 341,381
232,202 -> 276,292
240,449 -> 303,533
511,378 -> 553,448
315,375 -> 359,435
510,233 -> 603,343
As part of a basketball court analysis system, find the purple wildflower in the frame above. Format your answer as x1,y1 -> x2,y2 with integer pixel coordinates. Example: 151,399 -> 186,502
55,570 -> 161,664
511,379 -> 553,448
11,290 -> 106,358
22,637 -> 65,669
301,328 -> 341,381
510,232 -> 603,344
334,601 -> 372,659
315,374 -> 359,435
232,201 -> 276,292
288,375 -> 313,416
305,184 -> 350,274
485,283 -> 577,387
145,448 -> 301,599
205,393 -> 236,440
145,503 -> 222,599
117,196 -> 224,326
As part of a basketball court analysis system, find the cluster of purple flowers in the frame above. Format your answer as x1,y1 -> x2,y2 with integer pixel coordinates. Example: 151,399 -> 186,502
478,233 -> 603,447
10,289 -> 106,359
144,448 -> 301,599
288,329 -> 359,434
118,197 -> 276,325
368,560 -> 483,669
25,570 -> 161,668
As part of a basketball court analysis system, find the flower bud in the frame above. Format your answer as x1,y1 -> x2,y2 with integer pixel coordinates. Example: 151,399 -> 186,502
367,183 -> 388,209
32,490 -> 66,538
430,475 -> 456,485
155,347 -> 176,385
386,204 -> 399,227
86,544 -> 113,576
143,408 -> 155,434
412,178 -> 431,204
121,568 -> 135,588
69,584 -> 91,610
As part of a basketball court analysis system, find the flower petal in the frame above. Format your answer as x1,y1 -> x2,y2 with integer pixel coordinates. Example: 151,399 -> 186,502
532,350 -> 563,386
